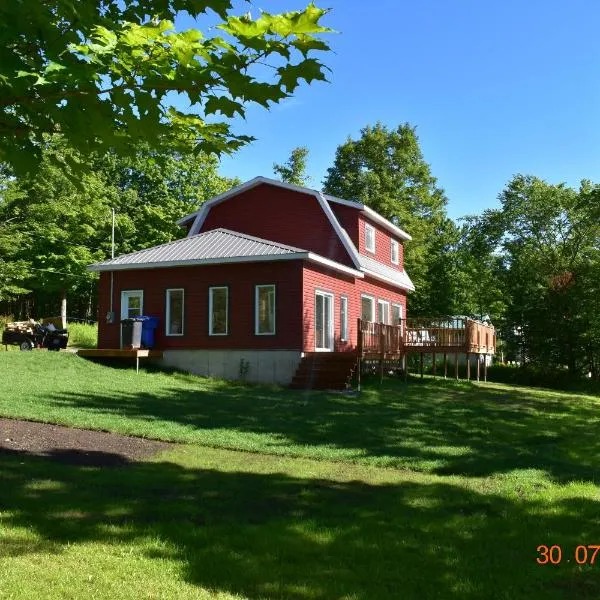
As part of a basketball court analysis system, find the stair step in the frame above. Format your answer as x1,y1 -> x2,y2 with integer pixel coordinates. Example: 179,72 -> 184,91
289,353 -> 357,390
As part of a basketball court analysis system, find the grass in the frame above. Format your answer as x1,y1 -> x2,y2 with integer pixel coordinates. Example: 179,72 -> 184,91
1,352 -> 600,598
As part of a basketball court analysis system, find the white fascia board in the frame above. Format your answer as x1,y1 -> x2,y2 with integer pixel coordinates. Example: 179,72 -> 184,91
324,194 -> 363,208
89,250 -> 363,279
361,207 -> 412,241
176,214 -> 196,226
315,191 -> 362,270
89,252 -> 310,272
325,194 -> 412,241
179,176 -> 317,227
307,253 -> 364,278
361,267 -> 415,292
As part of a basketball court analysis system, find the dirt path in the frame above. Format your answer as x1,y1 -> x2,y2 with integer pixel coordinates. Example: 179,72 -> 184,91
0,418 -> 172,466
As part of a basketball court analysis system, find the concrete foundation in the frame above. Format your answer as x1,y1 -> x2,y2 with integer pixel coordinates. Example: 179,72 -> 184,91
157,349 -> 303,385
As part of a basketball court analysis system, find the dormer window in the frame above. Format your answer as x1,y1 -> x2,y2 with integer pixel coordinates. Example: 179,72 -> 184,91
391,239 -> 399,265
365,223 -> 375,253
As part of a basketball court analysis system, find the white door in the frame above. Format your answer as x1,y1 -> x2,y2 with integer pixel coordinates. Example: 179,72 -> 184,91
120,290 -> 144,348
315,291 -> 334,351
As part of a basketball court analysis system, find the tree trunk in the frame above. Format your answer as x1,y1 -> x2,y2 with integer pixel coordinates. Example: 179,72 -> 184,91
60,289 -> 67,329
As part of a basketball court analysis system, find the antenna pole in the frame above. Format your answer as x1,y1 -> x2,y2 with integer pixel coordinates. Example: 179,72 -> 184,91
111,208 -> 115,259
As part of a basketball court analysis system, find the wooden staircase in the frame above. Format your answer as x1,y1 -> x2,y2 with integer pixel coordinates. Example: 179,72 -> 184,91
289,352 -> 358,390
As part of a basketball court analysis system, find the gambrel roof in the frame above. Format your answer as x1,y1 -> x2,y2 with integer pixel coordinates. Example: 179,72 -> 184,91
176,176 -> 415,291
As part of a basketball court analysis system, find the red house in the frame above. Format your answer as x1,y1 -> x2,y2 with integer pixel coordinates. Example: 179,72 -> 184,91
89,177 -> 414,386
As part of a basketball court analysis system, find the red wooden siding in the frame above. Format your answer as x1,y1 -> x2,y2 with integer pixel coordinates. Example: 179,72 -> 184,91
199,183 -> 354,267
329,203 -> 360,248
358,215 -> 404,270
302,264 -> 408,352
97,261 -> 303,350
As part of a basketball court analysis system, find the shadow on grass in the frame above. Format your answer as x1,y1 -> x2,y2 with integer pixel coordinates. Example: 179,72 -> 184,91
0,450 -> 599,599
44,373 -> 600,483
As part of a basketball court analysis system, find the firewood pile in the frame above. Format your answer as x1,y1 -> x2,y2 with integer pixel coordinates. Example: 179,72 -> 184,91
4,319 -> 38,334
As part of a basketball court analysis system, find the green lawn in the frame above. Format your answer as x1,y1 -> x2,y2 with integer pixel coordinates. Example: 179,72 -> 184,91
1,352 -> 600,599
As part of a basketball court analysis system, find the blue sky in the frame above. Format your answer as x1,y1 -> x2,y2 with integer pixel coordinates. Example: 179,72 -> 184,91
180,1 -> 600,220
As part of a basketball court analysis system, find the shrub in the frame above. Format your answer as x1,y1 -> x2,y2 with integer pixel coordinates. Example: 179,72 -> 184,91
67,322 -> 97,349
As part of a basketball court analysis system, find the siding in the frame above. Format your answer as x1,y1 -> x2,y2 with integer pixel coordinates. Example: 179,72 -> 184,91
358,215 -> 404,271
302,264 -> 408,352
329,203 -> 360,248
199,183 -> 354,266
97,261 -> 303,350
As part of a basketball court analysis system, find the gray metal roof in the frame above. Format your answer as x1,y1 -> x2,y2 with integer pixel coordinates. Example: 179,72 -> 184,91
89,228 -> 307,272
358,254 -> 415,291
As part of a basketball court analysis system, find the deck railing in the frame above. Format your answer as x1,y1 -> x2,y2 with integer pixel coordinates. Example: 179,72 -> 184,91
357,317 -> 496,357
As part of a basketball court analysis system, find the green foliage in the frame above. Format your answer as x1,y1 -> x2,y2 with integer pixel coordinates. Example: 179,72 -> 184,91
0,137 -> 236,314
0,2 -> 332,174
323,123 -> 450,314
473,175 -> 600,377
67,323 -> 98,349
273,146 -> 311,186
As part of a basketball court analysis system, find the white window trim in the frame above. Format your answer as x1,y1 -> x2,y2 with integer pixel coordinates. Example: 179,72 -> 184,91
391,239 -> 399,265
120,290 -> 144,320
340,295 -> 348,342
255,284 -> 276,336
360,294 -> 375,322
391,302 -> 404,333
365,223 -> 376,253
165,288 -> 184,337
209,286 -> 229,336
120,290 -> 144,349
378,299 -> 390,324
314,289 -> 334,352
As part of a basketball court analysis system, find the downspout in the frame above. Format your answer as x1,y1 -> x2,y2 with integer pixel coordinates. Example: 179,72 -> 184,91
109,208 -> 115,318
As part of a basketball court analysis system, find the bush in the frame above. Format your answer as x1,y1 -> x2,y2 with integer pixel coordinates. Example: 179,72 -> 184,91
67,322 -> 97,349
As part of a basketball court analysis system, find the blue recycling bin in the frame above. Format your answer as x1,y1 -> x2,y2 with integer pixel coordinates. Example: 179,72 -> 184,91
139,316 -> 160,349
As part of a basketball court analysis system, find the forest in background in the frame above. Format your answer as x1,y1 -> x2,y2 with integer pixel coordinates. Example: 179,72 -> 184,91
2,124 -> 599,380
1,1 -> 598,381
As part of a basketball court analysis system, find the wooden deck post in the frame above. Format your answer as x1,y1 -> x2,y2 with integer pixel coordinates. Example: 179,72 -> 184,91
420,352 -> 424,379
476,354 -> 480,382
467,353 -> 471,381
455,353 -> 459,380
484,355 -> 488,382
379,323 -> 385,384
432,352 -> 437,377
443,353 -> 447,379
356,317 -> 363,391
357,356 -> 361,392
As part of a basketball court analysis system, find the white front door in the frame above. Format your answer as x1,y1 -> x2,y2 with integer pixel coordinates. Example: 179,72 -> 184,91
120,290 -> 144,348
315,291 -> 334,351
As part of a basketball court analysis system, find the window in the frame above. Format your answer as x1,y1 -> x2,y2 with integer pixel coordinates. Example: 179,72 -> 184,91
340,296 -> 348,341
378,300 -> 390,324
121,290 -> 143,320
166,289 -> 184,336
365,223 -> 375,253
391,303 -> 403,326
255,285 -> 276,335
361,294 -> 375,323
209,286 -> 228,335
391,239 -> 399,265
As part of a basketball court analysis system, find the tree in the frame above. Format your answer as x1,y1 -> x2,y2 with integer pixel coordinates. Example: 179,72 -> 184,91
273,146 -> 310,186
323,122 -> 449,314
94,147 -> 239,251
0,2 -> 332,174
476,175 -> 600,376
0,138 -> 237,320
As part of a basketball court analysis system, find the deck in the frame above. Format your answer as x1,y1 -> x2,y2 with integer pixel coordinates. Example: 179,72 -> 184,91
77,348 -> 163,372
357,317 -> 496,358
